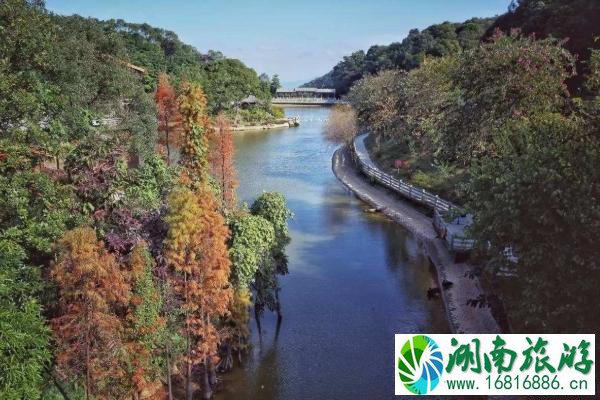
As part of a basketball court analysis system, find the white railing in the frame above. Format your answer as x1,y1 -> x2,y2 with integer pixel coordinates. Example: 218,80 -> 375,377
350,138 -> 476,252
272,97 -> 344,105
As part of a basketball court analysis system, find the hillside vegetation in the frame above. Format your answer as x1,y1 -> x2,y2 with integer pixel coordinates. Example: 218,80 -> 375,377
344,0 -> 600,333
303,18 -> 494,94
0,1 -> 291,399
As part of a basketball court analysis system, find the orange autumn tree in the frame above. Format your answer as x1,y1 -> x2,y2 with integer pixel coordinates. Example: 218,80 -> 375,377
51,227 -> 130,400
209,114 -> 238,210
155,73 -> 182,165
163,187 -> 232,400
178,82 -> 212,187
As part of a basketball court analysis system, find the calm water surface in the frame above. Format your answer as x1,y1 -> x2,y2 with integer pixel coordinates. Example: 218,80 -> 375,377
216,106 -> 449,400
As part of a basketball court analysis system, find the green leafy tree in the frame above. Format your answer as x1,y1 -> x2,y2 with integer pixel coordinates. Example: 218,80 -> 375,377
0,240 -> 50,400
250,192 -> 293,255
270,74 -> 281,96
228,213 -> 276,289
223,213 -> 275,363
452,32 -> 575,163
467,113 -> 600,332
249,193 -> 292,328
0,165 -> 82,260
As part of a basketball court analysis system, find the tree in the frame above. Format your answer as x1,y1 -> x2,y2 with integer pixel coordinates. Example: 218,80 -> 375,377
210,114 -> 238,210
250,192 -> 293,255
228,213 -> 276,290
304,17 -> 494,94
178,82 -> 212,188
270,74 -> 281,96
453,32 -> 575,164
202,59 -> 271,113
249,193 -> 292,328
323,104 -> 359,144
0,240 -> 50,400
51,227 -> 130,400
467,113 -> 600,332
0,0 -> 55,131
347,70 -> 406,147
155,73 -> 182,165
124,243 -> 166,400
164,188 -> 232,400
0,166 -> 82,261
222,212 -> 276,360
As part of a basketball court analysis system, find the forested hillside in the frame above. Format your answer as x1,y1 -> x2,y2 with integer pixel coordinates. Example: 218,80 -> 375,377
303,17 -> 494,94
99,19 -> 274,113
488,0 -> 600,77
0,1 -> 291,399
342,0 -> 600,333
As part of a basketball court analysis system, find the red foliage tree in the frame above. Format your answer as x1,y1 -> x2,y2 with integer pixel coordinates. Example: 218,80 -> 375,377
209,114 -> 238,210
51,227 -> 130,400
155,73 -> 182,165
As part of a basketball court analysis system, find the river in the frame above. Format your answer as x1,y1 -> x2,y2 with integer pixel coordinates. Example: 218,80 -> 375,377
216,106 -> 450,400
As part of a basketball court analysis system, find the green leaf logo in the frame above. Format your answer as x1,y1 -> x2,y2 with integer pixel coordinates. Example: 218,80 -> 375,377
397,335 -> 444,394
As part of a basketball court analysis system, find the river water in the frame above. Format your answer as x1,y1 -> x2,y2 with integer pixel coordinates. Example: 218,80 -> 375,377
216,106 -> 449,400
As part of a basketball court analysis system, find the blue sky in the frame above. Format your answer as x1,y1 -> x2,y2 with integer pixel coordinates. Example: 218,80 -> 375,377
45,0 -> 511,86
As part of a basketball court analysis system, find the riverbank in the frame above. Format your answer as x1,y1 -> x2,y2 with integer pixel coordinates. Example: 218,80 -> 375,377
232,118 -> 299,131
332,146 -> 500,334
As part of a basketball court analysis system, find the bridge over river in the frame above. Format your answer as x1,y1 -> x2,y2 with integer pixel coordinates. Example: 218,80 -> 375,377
272,87 -> 347,105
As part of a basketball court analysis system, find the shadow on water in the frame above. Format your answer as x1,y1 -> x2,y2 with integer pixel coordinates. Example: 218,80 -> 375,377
216,107 -> 450,400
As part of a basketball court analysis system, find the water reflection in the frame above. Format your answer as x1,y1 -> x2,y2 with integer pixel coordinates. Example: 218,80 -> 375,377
216,106 -> 449,400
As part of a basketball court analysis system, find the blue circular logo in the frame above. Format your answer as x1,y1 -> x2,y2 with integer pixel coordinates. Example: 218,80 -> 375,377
397,335 -> 444,394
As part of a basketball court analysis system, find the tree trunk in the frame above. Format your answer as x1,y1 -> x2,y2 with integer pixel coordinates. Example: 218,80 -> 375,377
202,362 -> 212,399
208,357 -> 217,386
166,344 -> 173,400
275,289 -> 283,322
166,128 -> 171,166
254,305 -> 262,336
85,322 -> 90,400
186,361 -> 193,400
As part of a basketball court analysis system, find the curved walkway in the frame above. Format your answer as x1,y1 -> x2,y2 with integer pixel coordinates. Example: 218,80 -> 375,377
332,146 -> 500,334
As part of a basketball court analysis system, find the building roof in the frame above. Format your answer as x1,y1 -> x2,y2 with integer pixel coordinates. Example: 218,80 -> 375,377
276,87 -> 336,94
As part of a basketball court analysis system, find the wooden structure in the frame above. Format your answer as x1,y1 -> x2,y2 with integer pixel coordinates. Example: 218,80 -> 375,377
350,134 -> 475,252
273,87 -> 344,105
235,94 -> 261,109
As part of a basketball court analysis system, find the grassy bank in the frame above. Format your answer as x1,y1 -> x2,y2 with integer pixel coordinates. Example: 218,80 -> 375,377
364,135 -> 468,205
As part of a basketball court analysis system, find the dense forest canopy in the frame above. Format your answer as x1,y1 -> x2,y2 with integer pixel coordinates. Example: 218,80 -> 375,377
0,1 -> 291,399
306,0 -> 600,95
101,19 -> 274,113
489,0 -> 600,70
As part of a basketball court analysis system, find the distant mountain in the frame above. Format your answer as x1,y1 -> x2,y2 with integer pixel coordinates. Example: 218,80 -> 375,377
302,17 -> 495,95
